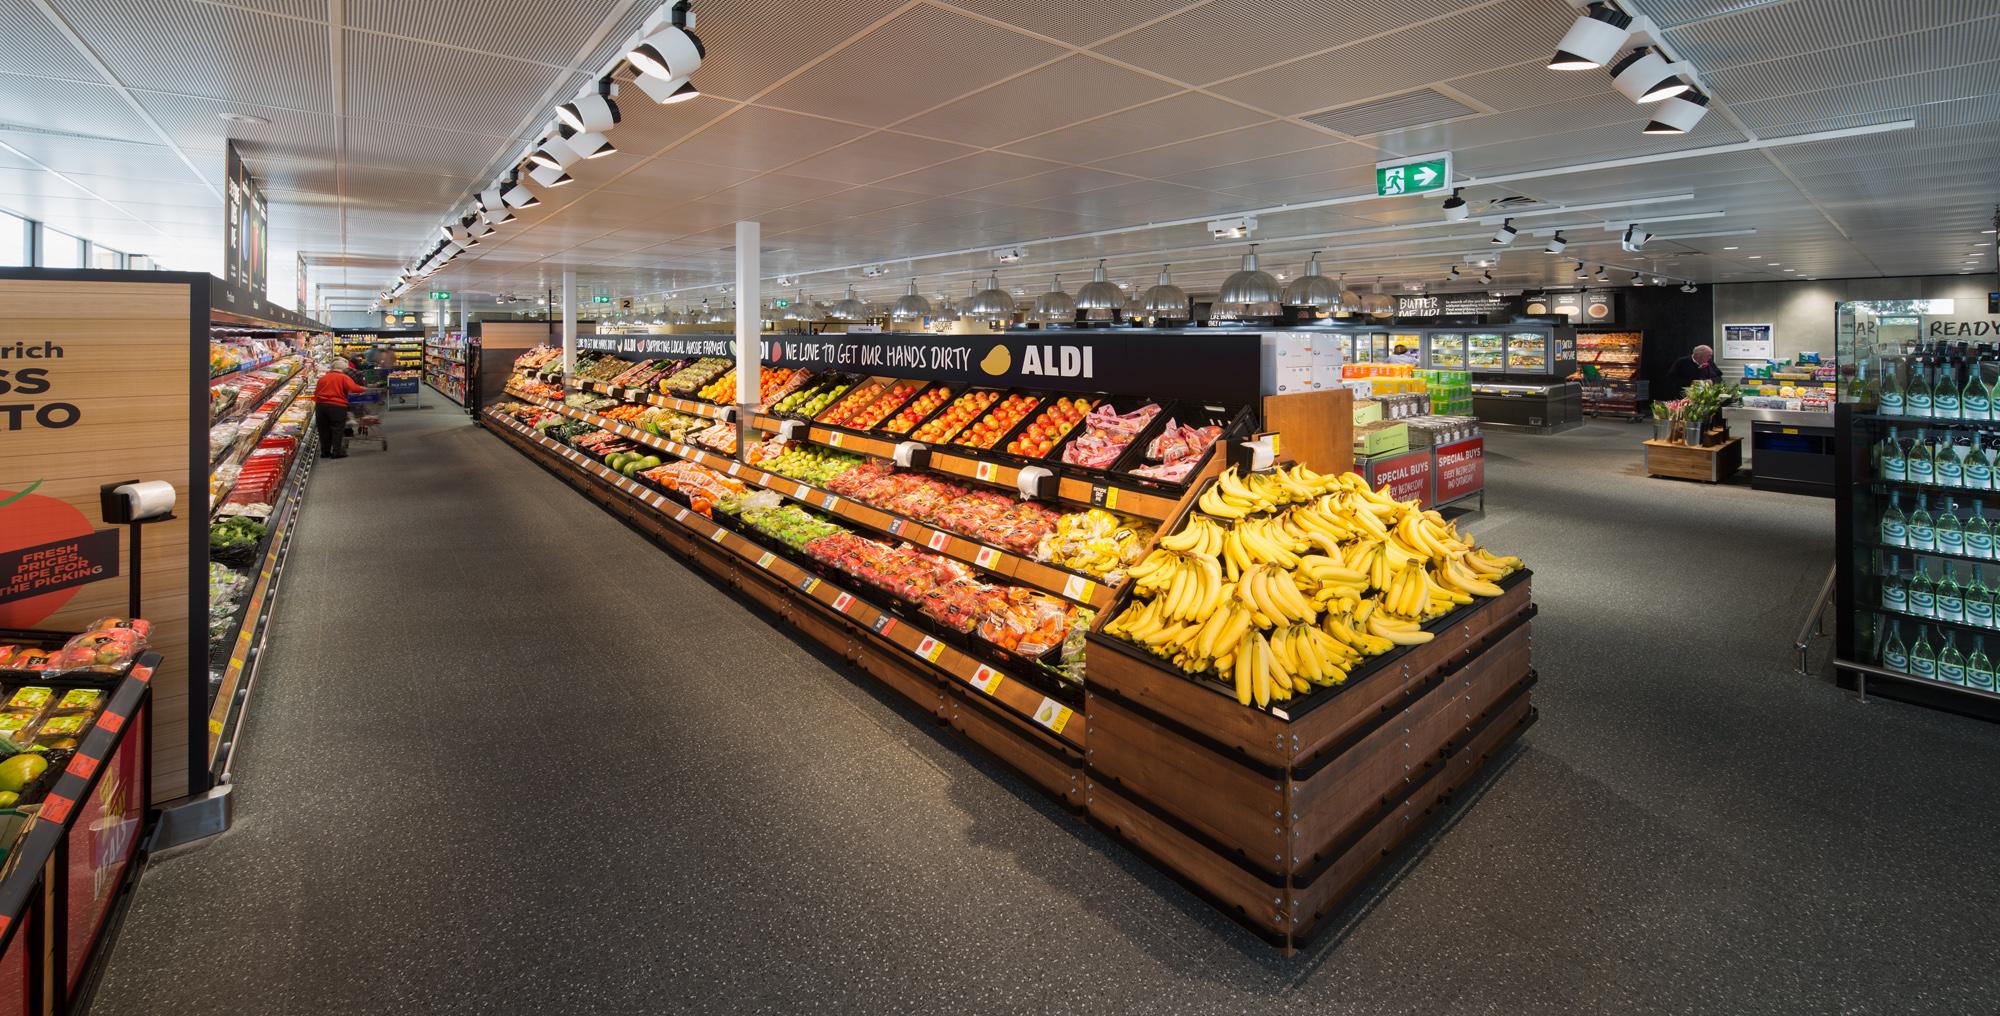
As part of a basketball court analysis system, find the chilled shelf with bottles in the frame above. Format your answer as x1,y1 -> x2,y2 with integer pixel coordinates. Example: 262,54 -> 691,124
1836,325 -> 2000,710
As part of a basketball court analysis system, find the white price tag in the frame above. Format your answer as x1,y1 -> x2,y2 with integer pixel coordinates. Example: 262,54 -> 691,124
709,527 -> 728,543
975,461 -> 997,482
974,546 -> 998,569
674,508 -> 690,522
926,531 -> 950,552
1032,698 -> 1073,734
823,496 -> 840,513
968,666 -> 1003,695
727,461 -> 742,476
831,592 -> 854,613
1062,574 -> 1094,601
756,551 -> 775,568
915,636 -> 945,662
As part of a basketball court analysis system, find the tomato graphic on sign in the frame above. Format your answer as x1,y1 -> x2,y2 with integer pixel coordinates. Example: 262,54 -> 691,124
0,481 -> 97,627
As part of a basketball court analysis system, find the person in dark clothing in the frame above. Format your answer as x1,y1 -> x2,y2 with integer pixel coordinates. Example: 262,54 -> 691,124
313,368 -> 366,458
1666,343 -> 1724,400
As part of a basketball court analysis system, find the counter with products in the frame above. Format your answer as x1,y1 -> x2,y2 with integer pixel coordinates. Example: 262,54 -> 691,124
481,330 -> 1537,951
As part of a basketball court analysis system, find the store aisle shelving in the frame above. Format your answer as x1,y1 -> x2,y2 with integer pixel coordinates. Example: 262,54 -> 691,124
88,415 -> 2000,1016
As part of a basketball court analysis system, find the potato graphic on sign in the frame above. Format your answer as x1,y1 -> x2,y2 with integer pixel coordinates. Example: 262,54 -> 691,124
979,344 -> 1011,376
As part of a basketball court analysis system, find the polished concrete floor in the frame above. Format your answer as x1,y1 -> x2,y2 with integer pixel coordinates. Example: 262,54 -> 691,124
88,411 -> 1999,1015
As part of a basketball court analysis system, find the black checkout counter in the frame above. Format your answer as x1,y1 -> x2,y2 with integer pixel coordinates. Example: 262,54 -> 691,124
1721,406 -> 1836,496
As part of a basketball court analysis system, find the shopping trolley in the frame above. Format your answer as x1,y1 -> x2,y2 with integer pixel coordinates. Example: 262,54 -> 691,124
346,367 -> 390,453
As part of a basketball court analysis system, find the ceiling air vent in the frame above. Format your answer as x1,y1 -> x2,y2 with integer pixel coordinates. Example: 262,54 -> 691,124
1302,88 -> 1479,137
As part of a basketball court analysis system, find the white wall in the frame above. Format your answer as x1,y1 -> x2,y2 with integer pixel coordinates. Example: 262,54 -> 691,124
1710,274 -> 1999,371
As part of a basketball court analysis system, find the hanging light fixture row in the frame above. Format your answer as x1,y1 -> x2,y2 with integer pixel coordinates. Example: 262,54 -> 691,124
381,1 -> 708,304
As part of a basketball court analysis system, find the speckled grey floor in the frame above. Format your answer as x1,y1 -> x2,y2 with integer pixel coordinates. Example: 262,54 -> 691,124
86,413 -> 1999,1016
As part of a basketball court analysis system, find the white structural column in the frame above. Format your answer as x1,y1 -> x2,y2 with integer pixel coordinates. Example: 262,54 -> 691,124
459,301 -> 469,339
735,220 -> 761,407
561,269 -> 577,375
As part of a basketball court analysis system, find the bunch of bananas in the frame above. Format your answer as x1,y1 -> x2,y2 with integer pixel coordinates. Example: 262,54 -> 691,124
1106,465 -> 1522,710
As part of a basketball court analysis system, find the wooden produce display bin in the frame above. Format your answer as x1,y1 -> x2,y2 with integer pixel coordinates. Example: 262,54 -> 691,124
1083,573 -> 1534,950
1644,436 -> 1742,483
483,334 -> 1535,951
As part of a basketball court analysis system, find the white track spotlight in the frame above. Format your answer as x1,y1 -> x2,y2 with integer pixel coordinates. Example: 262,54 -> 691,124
634,73 -> 699,105
478,186 -> 515,224
528,163 -> 574,188
1491,218 -> 1518,246
1594,266 -> 1610,282
1610,47 -> 1691,103
557,85 -> 620,135
1621,224 -> 1652,252
1680,282 -> 1698,293
1573,261 -> 1589,280
1442,187 -> 1469,222
1546,232 -> 1569,254
1448,265 -> 1462,279
1644,89 -> 1711,134
1551,2 -> 1635,70
564,132 -> 617,159
441,222 -> 472,248
629,4 -> 704,83
500,175 -> 541,208
528,136 -> 580,171
1481,270 -> 1494,284
467,212 -> 493,239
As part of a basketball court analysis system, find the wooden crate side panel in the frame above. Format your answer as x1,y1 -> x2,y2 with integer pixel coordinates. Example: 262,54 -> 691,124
1084,779 -> 1289,941
1085,694 -> 1285,868
1084,641 -> 1292,768
947,688 -> 1082,806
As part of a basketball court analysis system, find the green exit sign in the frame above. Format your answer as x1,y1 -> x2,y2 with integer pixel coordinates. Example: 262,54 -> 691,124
429,290 -> 451,300
592,295 -> 612,303
1375,153 -> 1452,197
773,298 -> 790,308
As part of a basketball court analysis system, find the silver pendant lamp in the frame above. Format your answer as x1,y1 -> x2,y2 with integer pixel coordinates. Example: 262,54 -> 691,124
828,284 -> 868,322
1032,274 -> 1077,325
1217,244 -> 1283,313
1335,274 -> 1363,316
931,291 -> 959,322
1074,259 -> 1125,313
780,291 -> 816,323
968,273 -> 1015,323
1281,251 -> 1340,310
1141,265 -> 1190,320
1365,278 -> 1396,319
891,279 -> 932,321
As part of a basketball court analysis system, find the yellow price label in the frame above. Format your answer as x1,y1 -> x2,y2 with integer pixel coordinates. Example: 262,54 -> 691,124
969,666 -> 1003,695
975,461 -> 997,481
709,528 -> 728,543
756,551 -> 775,568
916,636 -> 945,662
974,546 -> 998,568
1062,574 -> 1094,601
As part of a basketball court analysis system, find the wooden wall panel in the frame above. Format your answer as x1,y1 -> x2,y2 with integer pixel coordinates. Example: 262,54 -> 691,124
0,278 -> 198,802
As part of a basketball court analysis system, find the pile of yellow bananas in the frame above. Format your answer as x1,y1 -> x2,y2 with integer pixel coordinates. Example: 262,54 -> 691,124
1105,465 -> 1521,710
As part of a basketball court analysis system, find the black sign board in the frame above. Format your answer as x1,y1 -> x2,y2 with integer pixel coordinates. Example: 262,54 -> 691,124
580,330 -> 1263,406
223,143 -> 268,294
1396,295 -> 1442,317
0,530 -> 119,606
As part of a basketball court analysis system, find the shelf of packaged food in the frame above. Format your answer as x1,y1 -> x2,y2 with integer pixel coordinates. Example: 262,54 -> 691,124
569,377 -> 731,420
209,354 -> 305,427
483,407 -> 1085,747
1858,413 -> 2000,431
510,391 -> 1116,609
206,350 -> 292,384
426,380 -> 467,406
207,423 -> 316,769
744,412 -> 1187,522
208,373 -> 313,511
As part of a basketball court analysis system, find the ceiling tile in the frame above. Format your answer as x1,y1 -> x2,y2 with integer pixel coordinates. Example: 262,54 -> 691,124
894,54 -> 1179,146
669,106 -> 869,171
758,5 -> 1063,126
595,155 -> 764,197
346,29 -> 566,136
1001,92 -> 1263,163
874,151 -> 1063,195
782,132 -> 979,185
1093,0 -> 1491,84
54,0 -> 332,112
347,0 -> 620,69
1088,120 -> 1340,178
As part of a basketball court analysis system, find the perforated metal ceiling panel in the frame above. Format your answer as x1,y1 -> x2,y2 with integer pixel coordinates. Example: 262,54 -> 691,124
53,0 -> 333,112
1093,0 -> 1490,85
1304,89 -> 1483,137
892,54 -> 1179,147
758,4 -> 1062,125
348,0 -> 623,69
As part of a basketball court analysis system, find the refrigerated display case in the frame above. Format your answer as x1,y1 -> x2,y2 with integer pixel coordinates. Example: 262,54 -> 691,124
1834,299 -> 2000,719
1421,332 -> 1466,370
1387,332 -> 1422,365
1467,332 -> 1505,373
1451,324 -> 1583,433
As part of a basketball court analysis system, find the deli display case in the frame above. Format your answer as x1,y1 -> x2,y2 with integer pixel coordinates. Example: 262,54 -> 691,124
1424,331 -> 1468,370
1432,324 -> 1582,433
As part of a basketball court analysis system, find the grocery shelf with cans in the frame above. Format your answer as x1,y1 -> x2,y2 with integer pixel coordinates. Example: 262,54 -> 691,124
484,330 -> 1539,952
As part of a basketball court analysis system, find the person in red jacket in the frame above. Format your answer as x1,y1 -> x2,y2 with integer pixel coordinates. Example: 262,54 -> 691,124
313,368 -> 366,458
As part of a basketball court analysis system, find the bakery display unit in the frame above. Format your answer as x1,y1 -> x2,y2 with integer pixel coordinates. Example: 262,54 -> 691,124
483,328 -> 1538,950
1574,330 -> 1648,420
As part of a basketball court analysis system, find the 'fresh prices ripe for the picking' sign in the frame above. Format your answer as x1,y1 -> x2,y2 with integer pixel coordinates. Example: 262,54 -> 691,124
0,481 -> 99,627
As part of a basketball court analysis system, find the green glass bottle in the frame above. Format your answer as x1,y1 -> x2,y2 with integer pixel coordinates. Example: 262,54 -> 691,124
1935,361 -> 1963,419
1966,502 -> 1993,560
1964,363 -> 1991,421
1939,633 -> 1967,685
1909,360 -> 1934,418
1909,494 -> 1936,551
1968,440 -> 1996,491
1937,434 -> 1966,488
1911,626 -> 1939,679
1879,357 -> 1907,416
1938,499 -> 1965,556
1966,565 -> 1994,629
1970,637 -> 1997,691
1910,559 -> 1937,618
1881,553 -> 1908,614
1936,567 -> 1964,623
1882,621 -> 1909,672
1881,492 -> 1908,548
1878,426 -> 1907,482
1909,430 -> 1936,485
